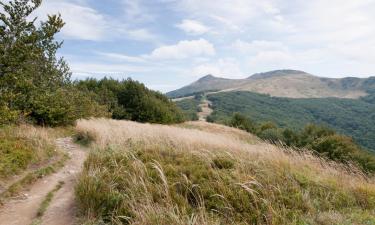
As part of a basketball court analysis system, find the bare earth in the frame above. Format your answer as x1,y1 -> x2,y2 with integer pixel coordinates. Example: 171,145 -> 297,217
198,99 -> 213,121
0,137 -> 86,225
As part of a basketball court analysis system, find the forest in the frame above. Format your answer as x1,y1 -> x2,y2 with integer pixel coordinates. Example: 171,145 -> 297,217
204,91 -> 375,153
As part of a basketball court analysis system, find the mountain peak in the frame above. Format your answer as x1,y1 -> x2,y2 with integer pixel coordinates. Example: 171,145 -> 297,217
197,74 -> 216,82
249,69 -> 310,79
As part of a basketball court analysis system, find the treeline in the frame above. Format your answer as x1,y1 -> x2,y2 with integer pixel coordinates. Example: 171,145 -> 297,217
75,78 -> 184,124
228,113 -> 375,173
0,0 -> 183,127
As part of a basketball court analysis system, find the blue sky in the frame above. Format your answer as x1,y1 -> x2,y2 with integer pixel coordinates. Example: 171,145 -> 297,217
33,0 -> 375,92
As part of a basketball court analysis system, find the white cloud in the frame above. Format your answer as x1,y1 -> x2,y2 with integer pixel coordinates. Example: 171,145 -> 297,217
125,28 -> 158,42
191,58 -> 244,78
146,39 -> 215,60
97,52 -> 146,63
171,0 -> 287,33
248,51 -> 294,67
232,40 -> 288,54
35,1 -> 108,41
288,0 -> 375,44
176,19 -> 210,35
122,0 -> 154,23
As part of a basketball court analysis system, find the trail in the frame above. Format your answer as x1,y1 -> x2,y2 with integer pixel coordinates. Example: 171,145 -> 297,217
198,97 -> 213,121
0,137 -> 87,225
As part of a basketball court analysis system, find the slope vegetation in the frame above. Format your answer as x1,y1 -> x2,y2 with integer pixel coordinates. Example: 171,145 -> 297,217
205,91 -> 375,153
74,119 -> 375,225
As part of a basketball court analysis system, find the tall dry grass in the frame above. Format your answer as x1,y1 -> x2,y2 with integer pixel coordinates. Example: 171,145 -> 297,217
75,118 -> 375,225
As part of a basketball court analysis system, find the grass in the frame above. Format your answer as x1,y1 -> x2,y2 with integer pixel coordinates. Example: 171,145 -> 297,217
37,181 -> 65,217
75,118 -> 375,225
0,124 -> 73,179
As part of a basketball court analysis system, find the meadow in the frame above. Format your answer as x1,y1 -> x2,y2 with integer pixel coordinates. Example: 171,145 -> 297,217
74,119 -> 375,225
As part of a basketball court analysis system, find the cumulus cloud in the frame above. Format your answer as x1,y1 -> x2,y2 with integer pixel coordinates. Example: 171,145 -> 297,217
191,58 -> 245,78
98,39 -> 215,64
146,39 -> 215,60
176,19 -> 210,35
34,1 -> 108,41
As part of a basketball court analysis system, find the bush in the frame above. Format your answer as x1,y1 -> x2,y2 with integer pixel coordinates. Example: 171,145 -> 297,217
76,78 -> 184,124
227,113 -> 375,173
228,113 -> 257,133
257,128 -> 284,144
29,88 -> 109,126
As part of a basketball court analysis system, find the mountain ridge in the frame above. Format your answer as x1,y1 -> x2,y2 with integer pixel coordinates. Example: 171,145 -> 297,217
167,69 -> 375,99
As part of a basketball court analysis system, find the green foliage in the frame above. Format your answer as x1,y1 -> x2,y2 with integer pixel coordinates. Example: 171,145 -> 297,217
229,113 -> 257,133
0,0 -> 107,126
175,98 -> 200,121
205,91 -> 375,153
29,87 -> 109,126
0,133 -> 33,177
225,113 -> 375,173
76,78 -> 184,124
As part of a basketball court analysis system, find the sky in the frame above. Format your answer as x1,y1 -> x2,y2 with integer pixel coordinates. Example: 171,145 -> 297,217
30,0 -> 375,92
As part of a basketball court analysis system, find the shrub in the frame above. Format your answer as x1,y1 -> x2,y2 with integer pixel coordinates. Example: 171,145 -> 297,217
257,128 -> 284,144
76,78 -> 184,124
228,113 -> 257,133
29,88 -> 109,126
227,113 -> 375,173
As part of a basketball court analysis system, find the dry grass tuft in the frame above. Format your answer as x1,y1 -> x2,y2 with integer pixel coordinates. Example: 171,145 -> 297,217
75,118 -> 375,225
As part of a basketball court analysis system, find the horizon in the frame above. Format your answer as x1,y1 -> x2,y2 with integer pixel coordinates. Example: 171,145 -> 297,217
28,0 -> 375,92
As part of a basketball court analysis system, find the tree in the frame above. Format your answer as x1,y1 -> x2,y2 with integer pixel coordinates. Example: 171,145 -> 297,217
228,113 -> 257,133
0,0 -> 70,123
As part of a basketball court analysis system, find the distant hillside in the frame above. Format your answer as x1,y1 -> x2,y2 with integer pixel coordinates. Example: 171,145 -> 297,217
167,75 -> 248,98
204,91 -> 375,153
167,70 -> 375,99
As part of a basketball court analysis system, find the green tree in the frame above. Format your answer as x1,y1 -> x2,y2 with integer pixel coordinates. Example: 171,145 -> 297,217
228,113 -> 257,133
0,0 -> 70,123
0,0 -> 109,126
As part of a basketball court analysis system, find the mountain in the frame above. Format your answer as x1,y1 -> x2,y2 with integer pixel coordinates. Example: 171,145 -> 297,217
167,74 -> 248,98
167,70 -> 375,99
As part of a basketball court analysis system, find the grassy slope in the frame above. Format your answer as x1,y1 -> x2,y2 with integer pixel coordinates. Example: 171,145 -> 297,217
204,91 -> 375,153
74,119 -> 375,225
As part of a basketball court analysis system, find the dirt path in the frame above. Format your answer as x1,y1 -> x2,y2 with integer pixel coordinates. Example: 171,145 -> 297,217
198,98 -> 213,121
0,137 -> 87,225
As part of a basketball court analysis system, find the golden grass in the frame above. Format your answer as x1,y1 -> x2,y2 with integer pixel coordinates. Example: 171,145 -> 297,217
75,118 -> 375,224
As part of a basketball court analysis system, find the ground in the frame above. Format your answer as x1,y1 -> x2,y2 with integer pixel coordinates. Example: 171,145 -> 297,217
0,138 -> 86,225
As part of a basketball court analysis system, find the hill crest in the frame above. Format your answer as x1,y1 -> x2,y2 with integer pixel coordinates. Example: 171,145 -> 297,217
167,69 -> 374,99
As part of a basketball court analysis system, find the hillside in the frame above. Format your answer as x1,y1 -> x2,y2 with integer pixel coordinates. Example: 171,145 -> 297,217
167,70 -> 375,99
177,91 -> 375,153
74,118 -> 375,225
